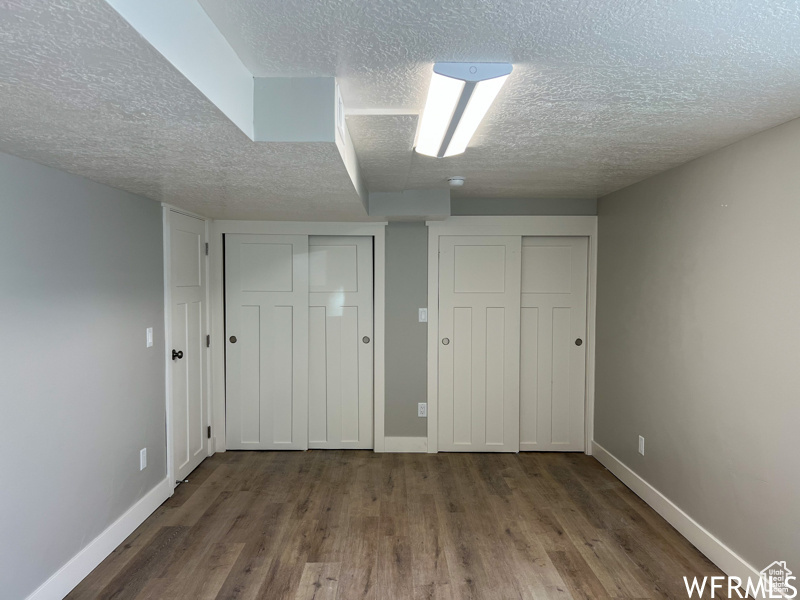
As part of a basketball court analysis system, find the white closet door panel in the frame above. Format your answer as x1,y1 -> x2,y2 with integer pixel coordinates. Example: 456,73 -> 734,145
519,307 -> 539,447
485,307 -> 507,446
438,236 -> 521,452
308,306 -> 328,444
225,234 -> 308,450
169,211 -> 207,482
520,237 -> 588,452
339,306 -> 361,442
237,305 -> 261,444
452,307 -> 472,445
308,236 -> 373,449
551,307 -> 572,445
269,306 -> 295,444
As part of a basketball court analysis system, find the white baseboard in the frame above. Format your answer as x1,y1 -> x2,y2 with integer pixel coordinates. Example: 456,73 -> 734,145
591,441 -> 760,585
26,477 -> 172,600
383,436 -> 428,453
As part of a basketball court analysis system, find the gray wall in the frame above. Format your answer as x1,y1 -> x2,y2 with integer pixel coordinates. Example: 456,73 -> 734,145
384,222 -> 428,437
0,152 -> 166,600
595,118 -> 800,574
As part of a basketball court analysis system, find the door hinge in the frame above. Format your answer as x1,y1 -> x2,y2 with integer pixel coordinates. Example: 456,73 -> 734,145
206,334 -> 210,348
207,425 -> 212,439
205,242 -> 209,256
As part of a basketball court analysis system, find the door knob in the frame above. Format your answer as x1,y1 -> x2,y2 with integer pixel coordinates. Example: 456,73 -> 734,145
229,336 -> 237,343
575,338 -> 583,346
172,349 -> 183,360
442,338 -> 450,345
362,336 -> 370,344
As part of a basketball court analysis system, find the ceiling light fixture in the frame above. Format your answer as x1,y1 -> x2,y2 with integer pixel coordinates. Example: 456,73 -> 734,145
415,62 -> 512,158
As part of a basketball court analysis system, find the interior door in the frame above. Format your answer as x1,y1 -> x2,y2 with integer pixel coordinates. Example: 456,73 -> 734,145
308,236 -> 373,449
225,234 -> 309,450
169,210 -> 208,481
520,237 -> 588,451
438,236 -> 521,452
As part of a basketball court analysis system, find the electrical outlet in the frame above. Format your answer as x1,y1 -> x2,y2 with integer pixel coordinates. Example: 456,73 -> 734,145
146,327 -> 153,348
638,436 -> 645,456
140,448 -> 147,471
418,403 -> 427,418
418,308 -> 428,323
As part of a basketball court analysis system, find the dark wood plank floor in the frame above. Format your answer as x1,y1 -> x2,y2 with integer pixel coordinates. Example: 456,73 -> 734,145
68,451 -> 725,600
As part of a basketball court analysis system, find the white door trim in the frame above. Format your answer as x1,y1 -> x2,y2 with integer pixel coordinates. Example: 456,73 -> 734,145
162,204 -> 212,491
209,221 -> 388,452
426,216 -> 598,455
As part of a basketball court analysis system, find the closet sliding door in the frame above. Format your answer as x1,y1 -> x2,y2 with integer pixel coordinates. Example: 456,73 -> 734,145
437,236 -> 521,452
224,233 -> 375,451
435,233 -> 589,454
520,237 -> 588,451
308,236 -> 374,449
225,234 -> 309,450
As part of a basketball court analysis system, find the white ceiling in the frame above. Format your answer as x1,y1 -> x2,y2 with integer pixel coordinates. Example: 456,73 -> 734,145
2,0 -> 800,219
0,1 -> 366,221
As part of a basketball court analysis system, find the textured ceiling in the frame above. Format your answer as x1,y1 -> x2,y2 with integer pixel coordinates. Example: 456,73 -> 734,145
2,1 -> 800,219
201,0 -> 800,197
0,1 -> 368,221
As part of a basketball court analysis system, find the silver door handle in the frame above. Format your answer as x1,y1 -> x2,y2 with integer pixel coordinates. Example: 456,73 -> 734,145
362,336 -> 370,344
442,338 -> 450,345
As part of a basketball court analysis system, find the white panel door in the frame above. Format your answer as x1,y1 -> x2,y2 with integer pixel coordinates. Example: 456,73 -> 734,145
225,234 -> 308,450
169,211 -> 208,481
438,236 -> 521,452
308,236 -> 373,449
520,237 -> 588,451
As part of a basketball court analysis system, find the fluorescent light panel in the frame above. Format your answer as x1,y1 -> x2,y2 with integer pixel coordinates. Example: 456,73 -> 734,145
415,63 -> 512,158
415,73 -> 465,157
444,75 -> 509,157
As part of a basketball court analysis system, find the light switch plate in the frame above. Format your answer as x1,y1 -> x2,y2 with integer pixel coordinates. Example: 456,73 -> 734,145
419,308 -> 428,323
418,403 -> 427,418
638,436 -> 645,456
146,327 -> 153,348
140,448 -> 147,470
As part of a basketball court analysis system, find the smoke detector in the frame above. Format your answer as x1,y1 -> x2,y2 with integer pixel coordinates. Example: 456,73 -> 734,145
448,176 -> 466,187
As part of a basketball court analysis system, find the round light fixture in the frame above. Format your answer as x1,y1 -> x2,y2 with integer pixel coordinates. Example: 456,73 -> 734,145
448,176 -> 466,187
